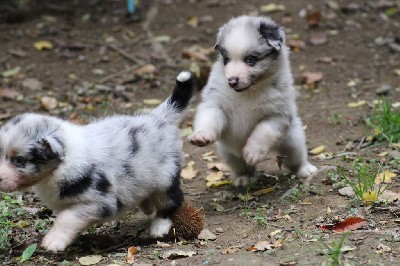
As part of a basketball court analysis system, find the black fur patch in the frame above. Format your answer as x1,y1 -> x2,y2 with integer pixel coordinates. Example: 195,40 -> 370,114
258,22 -> 282,42
129,126 -> 143,155
169,74 -> 195,111
116,198 -> 123,211
59,166 -> 94,199
95,172 -> 111,194
156,167 -> 184,219
99,205 -> 112,218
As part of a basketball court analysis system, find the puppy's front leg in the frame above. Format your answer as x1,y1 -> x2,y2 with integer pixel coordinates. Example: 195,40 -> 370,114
41,207 -> 94,252
243,117 -> 290,166
188,103 -> 226,147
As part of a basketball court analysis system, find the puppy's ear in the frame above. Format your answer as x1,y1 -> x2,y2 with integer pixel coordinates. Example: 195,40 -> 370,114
258,22 -> 285,52
31,132 -> 65,161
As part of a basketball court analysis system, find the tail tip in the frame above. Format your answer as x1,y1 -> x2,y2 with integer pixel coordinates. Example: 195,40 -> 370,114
177,71 -> 192,83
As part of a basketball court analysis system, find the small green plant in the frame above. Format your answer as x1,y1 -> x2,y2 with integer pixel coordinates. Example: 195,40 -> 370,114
366,99 -> 400,144
254,208 -> 268,226
319,231 -> 350,266
339,158 -> 388,204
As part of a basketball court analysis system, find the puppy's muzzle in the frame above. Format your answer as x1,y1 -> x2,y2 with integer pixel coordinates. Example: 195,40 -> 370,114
228,77 -> 239,88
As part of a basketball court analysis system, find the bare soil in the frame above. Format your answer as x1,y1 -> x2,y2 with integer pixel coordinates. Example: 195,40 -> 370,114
1,0 -> 400,265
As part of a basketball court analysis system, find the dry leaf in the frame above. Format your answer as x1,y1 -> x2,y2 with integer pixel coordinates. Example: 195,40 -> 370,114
40,96 -> 58,111
375,170 -> 397,184
251,187 -> 274,196
206,171 -> 223,182
309,32 -> 327,45
380,190 -> 400,202
33,40 -> 53,51
309,145 -> 326,155
316,57 -> 336,64
202,151 -> 217,161
2,66 -> 21,78
221,247 -> 240,254
286,39 -> 306,51
181,161 -> 198,180
338,186 -> 355,197
238,193 -> 254,202
0,88 -> 20,99
301,71 -> 323,89
319,217 -> 367,232
206,162 -> 230,171
187,16 -> 199,28
260,3 -> 285,12
78,255 -> 102,265
133,64 -> 156,75
181,127 -> 193,138
207,180 -> 233,188
348,100 -> 366,108
161,249 -> 196,259
126,246 -> 139,263
182,50 -> 210,62
306,9 -> 322,26
363,191 -> 378,205
143,99 -> 162,105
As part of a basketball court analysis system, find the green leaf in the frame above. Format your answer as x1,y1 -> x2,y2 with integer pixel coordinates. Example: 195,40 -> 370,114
20,243 -> 37,262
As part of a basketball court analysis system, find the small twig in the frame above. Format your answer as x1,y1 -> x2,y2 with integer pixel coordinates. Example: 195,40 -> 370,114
280,184 -> 299,201
106,43 -> 145,65
357,136 -> 366,151
98,65 -> 138,84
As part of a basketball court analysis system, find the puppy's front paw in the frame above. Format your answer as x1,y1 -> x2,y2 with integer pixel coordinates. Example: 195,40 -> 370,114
150,218 -> 172,238
297,163 -> 318,178
187,131 -> 217,147
243,143 -> 268,166
41,230 -> 71,252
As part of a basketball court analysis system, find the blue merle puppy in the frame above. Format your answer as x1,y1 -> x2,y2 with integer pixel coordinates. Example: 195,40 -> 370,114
0,71 -> 195,252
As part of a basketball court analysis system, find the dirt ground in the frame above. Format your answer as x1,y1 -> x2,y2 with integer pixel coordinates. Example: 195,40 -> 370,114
1,0 -> 400,265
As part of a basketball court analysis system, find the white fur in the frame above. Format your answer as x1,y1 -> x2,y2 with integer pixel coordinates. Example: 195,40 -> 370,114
0,72 -> 194,251
177,71 -> 191,82
150,217 -> 173,237
188,16 -> 317,186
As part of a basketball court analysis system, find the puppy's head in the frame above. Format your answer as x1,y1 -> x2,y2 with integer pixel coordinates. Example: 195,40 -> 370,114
214,16 -> 285,92
0,114 -> 65,192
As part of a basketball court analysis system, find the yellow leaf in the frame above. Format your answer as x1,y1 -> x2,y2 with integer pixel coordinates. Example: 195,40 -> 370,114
206,171 -> 223,182
143,99 -> 162,105
187,16 -> 199,28
251,187 -> 274,196
181,161 -> 198,180
207,180 -> 232,188
238,193 -> 254,201
394,69 -> 400,76
362,191 -> 378,205
207,162 -> 230,172
348,100 -> 367,108
33,40 -> 53,51
180,127 -> 193,138
375,170 -> 397,184
309,145 -> 325,155
377,151 -> 388,157
260,3 -> 285,12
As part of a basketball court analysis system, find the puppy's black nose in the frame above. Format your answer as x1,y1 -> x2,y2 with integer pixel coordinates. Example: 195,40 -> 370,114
228,77 -> 239,87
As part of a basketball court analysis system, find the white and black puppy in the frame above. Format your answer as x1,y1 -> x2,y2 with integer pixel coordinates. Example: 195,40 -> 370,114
188,16 -> 317,186
0,71 -> 195,252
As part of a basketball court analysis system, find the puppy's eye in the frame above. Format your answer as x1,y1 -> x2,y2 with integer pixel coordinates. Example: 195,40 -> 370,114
243,55 -> 258,66
11,156 -> 27,168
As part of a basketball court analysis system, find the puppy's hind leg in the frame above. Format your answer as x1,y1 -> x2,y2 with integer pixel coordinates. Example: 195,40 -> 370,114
150,173 -> 184,238
276,116 -> 317,178
218,144 -> 256,187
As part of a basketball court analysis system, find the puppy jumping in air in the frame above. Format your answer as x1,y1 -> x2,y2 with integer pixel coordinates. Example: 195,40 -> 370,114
0,71 -> 195,252
188,16 -> 317,186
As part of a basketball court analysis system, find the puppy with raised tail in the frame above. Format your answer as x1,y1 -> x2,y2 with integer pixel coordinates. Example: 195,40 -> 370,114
188,16 -> 317,186
0,71 -> 195,252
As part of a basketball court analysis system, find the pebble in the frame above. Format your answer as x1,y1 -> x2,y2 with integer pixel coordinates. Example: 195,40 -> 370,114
198,229 -> 217,241
22,78 -> 43,91
40,96 -> 58,111
376,84 -> 391,96
215,227 -> 224,233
